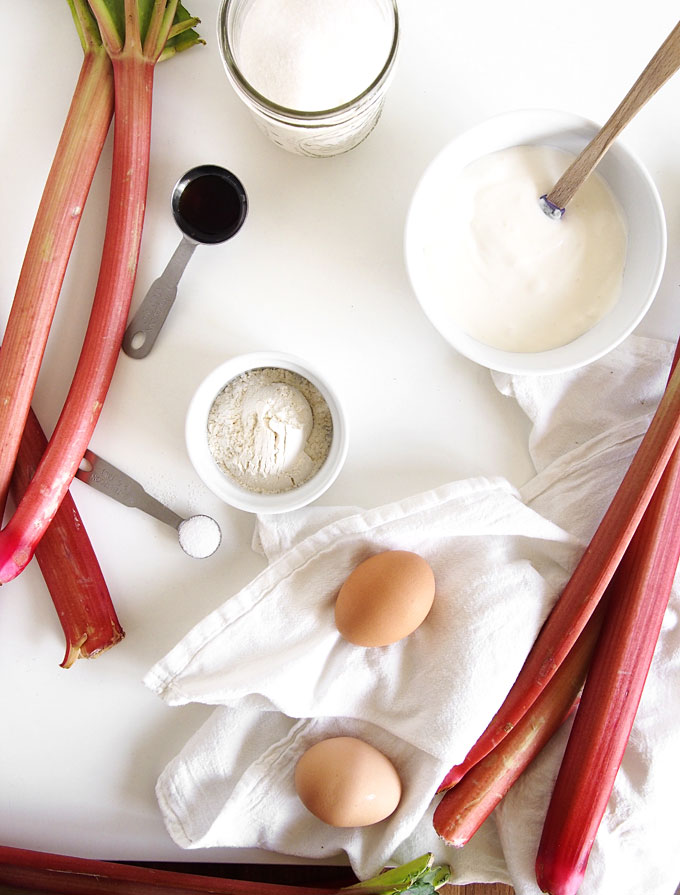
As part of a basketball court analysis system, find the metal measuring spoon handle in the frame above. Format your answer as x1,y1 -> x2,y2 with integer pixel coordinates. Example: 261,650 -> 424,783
75,450 -> 221,558
122,236 -> 197,358
76,450 -> 184,528
122,164 -> 247,360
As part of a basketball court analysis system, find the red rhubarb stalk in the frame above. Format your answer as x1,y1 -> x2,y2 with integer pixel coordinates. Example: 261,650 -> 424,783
433,602 -> 605,846
535,426 -> 680,894
438,344 -> 680,790
11,408 -> 124,667
0,1 -> 201,584
0,844 -> 345,895
0,2 -> 114,517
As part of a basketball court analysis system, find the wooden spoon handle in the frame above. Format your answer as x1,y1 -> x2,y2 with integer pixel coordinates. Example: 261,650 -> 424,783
546,18 -> 680,211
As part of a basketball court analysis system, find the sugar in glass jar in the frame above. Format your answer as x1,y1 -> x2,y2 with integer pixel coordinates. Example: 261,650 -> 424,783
217,0 -> 400,157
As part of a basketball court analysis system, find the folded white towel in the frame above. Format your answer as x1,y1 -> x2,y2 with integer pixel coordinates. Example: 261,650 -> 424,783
145,334 -> 680,895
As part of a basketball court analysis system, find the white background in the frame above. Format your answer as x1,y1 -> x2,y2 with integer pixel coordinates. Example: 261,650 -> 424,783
0,0 -> 679,867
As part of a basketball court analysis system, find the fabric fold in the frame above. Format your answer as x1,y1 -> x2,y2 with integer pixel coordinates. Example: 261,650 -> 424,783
145,475 -> 579,765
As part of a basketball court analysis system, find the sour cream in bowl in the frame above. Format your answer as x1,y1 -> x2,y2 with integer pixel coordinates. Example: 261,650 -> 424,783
405,109 -> 667,375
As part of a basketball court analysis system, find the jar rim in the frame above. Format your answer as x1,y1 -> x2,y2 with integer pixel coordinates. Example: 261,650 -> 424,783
217,0 -> 400,123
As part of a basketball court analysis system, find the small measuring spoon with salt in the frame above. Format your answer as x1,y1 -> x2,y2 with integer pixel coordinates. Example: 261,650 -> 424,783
540,18 -> 680,219
76,450 -> 222,559
123,164 -> 248,358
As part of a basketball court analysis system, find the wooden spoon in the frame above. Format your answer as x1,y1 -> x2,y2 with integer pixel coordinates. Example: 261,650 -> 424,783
540,18 -> 680,219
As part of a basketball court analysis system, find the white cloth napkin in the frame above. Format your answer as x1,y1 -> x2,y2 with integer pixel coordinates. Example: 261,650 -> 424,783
145,335 -> 680,895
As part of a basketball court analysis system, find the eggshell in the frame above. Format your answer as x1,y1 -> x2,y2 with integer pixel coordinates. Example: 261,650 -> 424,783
294,736 -> 402,827
334,549 -> 435,646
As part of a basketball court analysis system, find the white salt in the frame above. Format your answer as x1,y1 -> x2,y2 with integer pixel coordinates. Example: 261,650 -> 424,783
235,0 -> 393,111
178,515 -> 222,559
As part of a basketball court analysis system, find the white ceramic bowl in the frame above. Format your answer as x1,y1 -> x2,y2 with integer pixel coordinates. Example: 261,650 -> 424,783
405,109 -> 667,375
186,352 -> 348,514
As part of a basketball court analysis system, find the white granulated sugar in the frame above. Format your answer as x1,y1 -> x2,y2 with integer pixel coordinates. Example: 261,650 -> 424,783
207,367 -> 333,495
178,515 -> 222,559
235,0 -> 392,111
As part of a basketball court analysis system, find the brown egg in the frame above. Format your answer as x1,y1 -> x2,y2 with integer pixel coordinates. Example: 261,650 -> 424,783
334,549 -> 435,646
294,736 -> 402,827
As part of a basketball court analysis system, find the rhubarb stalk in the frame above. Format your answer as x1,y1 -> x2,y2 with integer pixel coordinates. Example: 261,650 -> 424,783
0,1 -> 113,516
0,844 -> 345,895
0,1 -> 202,584
438,345 -> 680,790
535,413 -> 680,894
433,602 -> 605,846
11,408 -> 124,667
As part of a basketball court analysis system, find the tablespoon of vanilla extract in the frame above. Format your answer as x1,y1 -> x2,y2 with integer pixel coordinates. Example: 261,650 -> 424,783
75,450 -> 222,559
123,164 -> 248,358
540,18 -> 680,219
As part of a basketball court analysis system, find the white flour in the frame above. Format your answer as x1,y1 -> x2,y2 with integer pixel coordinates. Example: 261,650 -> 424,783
208,367 -> 333,494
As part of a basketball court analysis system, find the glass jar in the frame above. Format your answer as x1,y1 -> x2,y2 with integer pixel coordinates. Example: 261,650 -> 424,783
217,0 -> 400,158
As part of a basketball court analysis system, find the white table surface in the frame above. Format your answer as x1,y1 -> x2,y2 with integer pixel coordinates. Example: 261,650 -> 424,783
1,0 -> 679,867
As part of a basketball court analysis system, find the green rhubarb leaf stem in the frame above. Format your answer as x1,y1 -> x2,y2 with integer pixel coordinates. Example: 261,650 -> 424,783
341,855 -> 451,895
89,0 -> 124,52
144,0 -> 180,57
167,15 -> 201,40
67,0 -> 104,52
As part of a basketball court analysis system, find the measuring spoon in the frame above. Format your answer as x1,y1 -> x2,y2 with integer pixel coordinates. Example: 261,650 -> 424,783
76,449 -> 222,559
540,18 -> 680,218
123,164 -> 248,358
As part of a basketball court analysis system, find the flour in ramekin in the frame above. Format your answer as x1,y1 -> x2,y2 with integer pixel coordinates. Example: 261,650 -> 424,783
207,367 -> 333,494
